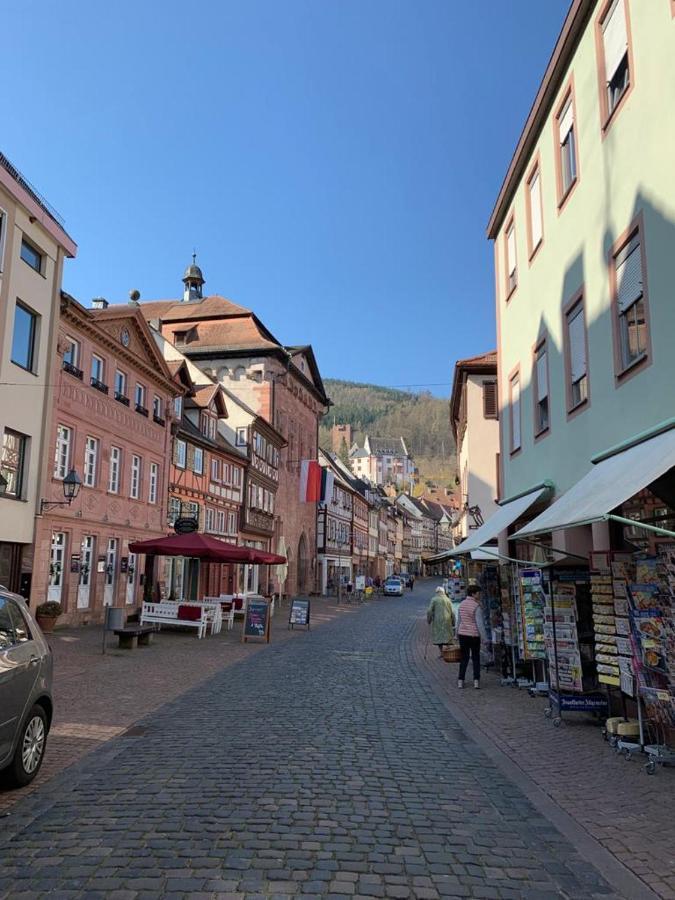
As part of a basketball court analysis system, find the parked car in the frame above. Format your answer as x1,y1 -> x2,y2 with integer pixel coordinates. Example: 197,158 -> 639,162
383,577 -> 404,597
0,591 -> 53,787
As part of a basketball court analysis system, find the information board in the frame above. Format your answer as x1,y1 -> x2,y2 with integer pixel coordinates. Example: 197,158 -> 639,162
289,598 -> 310,629
355,575 -> 366,591
242,598 -> 271,643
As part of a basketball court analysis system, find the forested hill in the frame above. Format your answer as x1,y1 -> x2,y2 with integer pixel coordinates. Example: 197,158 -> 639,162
319,379 -> 455,463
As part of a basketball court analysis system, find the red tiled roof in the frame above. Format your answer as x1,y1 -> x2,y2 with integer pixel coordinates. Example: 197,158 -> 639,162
168,317 -> 279,353
454,350 -> 497,368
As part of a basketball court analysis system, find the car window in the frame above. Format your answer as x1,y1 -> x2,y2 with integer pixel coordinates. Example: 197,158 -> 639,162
0,598 -> 17,650
7,600 -> 33,643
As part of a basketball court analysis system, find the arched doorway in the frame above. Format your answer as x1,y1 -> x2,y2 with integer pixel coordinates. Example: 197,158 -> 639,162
297,533 -> 308,594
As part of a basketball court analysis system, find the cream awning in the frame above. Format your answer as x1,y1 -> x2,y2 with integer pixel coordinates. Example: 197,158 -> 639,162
514,426 -> 675,539
429,485 -> 550,561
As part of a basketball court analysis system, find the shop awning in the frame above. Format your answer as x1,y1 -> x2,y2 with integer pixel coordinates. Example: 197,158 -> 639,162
424,485 -> 550,561
513,426 -> 675,539
128,532 -> 286,564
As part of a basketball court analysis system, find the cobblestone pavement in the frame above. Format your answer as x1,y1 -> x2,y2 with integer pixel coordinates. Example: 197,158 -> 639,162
0,597 -> 358,814
0,584 -> 644,899
415,620 -> 675,900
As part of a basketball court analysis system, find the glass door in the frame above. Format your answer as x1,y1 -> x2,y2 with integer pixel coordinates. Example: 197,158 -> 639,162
104,538 -> 118,607
48,532 -> 66,603
77,535 -> 94,609
126,552 -> 137,605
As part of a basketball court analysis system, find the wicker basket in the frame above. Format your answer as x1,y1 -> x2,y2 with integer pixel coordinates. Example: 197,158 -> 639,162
441,646 -> 461,663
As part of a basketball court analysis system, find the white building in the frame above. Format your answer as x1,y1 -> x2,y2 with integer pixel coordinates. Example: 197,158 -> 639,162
350,435 -> 415,489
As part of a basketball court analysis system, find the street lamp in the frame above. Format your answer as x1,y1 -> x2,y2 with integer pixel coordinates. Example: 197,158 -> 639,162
40,469 -> 82,514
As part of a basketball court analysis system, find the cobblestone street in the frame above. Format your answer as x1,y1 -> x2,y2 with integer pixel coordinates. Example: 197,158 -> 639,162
0,583 -> 664,899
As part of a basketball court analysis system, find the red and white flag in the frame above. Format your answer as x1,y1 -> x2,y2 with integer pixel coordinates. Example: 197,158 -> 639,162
299,460 -> 322,502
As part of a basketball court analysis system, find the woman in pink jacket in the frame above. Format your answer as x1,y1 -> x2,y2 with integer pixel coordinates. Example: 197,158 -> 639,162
456,585 -> 486,689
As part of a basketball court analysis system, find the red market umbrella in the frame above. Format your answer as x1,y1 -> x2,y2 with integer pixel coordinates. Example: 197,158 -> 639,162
252,550 -> 287,565
129,532 -> 265,563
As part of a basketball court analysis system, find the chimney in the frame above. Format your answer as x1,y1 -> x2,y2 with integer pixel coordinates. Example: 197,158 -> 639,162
91,297 -> 109,310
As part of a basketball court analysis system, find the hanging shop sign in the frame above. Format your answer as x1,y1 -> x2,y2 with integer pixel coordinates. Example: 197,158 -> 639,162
174,517 -> 199,535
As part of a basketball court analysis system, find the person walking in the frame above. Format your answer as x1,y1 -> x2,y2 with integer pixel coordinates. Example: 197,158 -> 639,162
409,574 -> 415,592
426,585 -> 454,657
456,584 -> 486,689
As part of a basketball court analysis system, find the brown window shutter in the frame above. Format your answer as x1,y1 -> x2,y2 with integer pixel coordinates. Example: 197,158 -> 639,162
483,381 -> 498,419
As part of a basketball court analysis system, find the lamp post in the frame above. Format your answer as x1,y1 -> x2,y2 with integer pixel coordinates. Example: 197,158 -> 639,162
40,469 -> 82,514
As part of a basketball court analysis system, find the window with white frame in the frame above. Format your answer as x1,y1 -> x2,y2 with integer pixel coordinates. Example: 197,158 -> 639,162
168,496 -> 181,525
223,463 -> 230,484
205,507 -> 214,532
236,426 -> 247,446
84,436 -> 98,487
233,466 -> 241,487
194,447 -> 204,474
54,425 -> 72,479
109,446 -> 121,493
614,232 -> 646,371
174,396 -> 182,419
509,372 -> 521,453
175,439 -> 186,469
63,336 -> 80,369
557,96 -> 577,197
566,301 -> 588,409
148,462 -> 158,504
227,511 -> 237,534
534,343 -> 549,435
135,383 -> 146,410
152,395 -> 162,418
115,370 -> 126,397
601,0 -> 629,117
208,417 -> 216,440
505,220 -> 517,294
216,510 -> 225,534
130,455 -> 141,499
91,354 -> 105,385
527,166 -> 543,253
211,458 -> 220,481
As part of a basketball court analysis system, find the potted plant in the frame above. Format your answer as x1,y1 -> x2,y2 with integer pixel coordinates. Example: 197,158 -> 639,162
35,601 -> 63,633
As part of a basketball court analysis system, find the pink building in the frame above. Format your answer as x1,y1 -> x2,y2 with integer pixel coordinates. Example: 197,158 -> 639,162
31,294 -> 179,625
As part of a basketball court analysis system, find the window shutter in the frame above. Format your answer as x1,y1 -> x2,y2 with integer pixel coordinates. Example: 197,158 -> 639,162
558,100 -> 574,143
603,0 -> 627,82
511,378 -> 521,450
536,350 -> 548,402
568,307 -> 587,382
483,381 -> 498,419
529,172 -> 542,247
616,238 -> 642,313
507,227 -> 516,274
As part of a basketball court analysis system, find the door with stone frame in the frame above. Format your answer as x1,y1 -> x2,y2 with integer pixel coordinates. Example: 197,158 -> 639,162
48,532 -> 66,603
104,538 -> 118,607
77,535 -> 95,609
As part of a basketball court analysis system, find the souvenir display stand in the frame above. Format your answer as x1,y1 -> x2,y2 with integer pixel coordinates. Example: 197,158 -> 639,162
542,566 -> 607,726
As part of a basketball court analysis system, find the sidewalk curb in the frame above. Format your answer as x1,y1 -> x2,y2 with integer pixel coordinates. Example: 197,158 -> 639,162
409,616 -> 659,900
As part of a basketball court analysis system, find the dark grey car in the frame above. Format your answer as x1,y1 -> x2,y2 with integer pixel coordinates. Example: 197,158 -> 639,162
0,590 -> 53,787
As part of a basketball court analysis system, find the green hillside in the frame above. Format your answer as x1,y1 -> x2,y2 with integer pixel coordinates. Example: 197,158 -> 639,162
319,379 -> 456,488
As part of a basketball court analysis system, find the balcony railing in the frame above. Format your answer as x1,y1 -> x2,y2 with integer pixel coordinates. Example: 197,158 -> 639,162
153,414 -> 166,427
62,361 -> 83,380
115,392 -> 130,406
90,377 -> 109,394
135,404 -> 149,417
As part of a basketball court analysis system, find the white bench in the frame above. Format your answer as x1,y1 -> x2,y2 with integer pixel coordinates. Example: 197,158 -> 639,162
140,602 -> 208,639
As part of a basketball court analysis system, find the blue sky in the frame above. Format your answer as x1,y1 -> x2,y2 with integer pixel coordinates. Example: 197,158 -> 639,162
3,1 -> 568,396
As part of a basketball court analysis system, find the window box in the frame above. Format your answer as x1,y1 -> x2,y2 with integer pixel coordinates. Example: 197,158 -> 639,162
135,404 -> 149,417
90,377 -> 109,394
153,414 -> 166,427
62,360 -> 83,380
115,392 -> 130,406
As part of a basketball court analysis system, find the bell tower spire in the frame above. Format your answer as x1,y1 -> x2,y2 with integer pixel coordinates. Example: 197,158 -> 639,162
182,252 -> 205,302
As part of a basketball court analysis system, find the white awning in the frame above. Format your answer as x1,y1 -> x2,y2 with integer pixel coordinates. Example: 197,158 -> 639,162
437,486 -> 550,559
514,427 -> 675,539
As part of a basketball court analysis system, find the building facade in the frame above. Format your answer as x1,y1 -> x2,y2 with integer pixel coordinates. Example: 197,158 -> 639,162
487,0 -> 675,556
0,153 -> 77,595
349,435 -> 416,490
317,449 -> 354,594
139,262 -> 329,595
450,352 -> 500,542
31,296 -> 177,624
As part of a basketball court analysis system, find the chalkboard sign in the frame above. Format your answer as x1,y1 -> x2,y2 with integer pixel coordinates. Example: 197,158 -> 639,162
242,598 -> 271,643
289,598 -> 310,630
